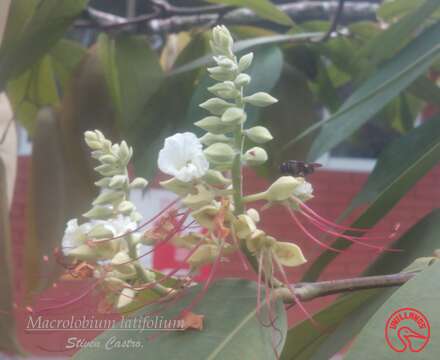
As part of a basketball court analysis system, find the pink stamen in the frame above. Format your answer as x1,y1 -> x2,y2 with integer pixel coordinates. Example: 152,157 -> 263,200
273,257 -> 319,328
293,197 -> 367,232
299,211 -> 401,253
36,281 -> 98,313
286,207 -> 343,253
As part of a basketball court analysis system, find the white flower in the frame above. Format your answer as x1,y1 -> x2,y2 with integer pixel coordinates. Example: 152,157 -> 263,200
158,132 -> 209,182
61,216 -> 139,256
292,179 -> 314,201
104,214 -> 138,236
61,219 -> 92,255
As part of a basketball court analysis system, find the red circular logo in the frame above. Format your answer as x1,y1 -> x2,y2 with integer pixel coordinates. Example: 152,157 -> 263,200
385,307 -> 431,352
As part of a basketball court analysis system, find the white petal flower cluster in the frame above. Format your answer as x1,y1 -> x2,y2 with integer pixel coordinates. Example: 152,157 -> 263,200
158,132 -> 209,182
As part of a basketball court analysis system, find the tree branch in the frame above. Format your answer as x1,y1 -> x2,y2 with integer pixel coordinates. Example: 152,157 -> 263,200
78,1 -> 378,34
275,271 -> 416,303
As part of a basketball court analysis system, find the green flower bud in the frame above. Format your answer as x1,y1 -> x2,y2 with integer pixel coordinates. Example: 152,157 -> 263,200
172,232 -> 206,249
199,133 -> 232,146
199,98 -> 233,115
243,147 -> 268,166
129,177 -> 148,189
207,81 -> 238,99
238,52 -> 253,72
194,116 -> 234,134
211,25 -> 234,56
221,107 -> 246,125
204,143 -> 235,164
245,126 -> 273,144
244,92 -> 278,107
83,205 -> 113,220
235,73 -> 251,87
273,242 -> 307,267
109,175 -> 128,189
214,56 -> 237,70
93,190 -> 125,206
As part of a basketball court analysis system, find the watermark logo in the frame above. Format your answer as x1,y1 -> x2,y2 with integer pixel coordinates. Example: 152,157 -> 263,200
385,307 -> 431,353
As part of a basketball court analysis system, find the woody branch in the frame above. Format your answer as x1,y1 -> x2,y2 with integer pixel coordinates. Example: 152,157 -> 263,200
78,1 -> 379,34
275,272 -> 417,303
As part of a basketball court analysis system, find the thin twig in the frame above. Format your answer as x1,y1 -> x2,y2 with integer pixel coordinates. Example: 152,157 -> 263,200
274,271 -> 416,303
319,0 -> 346,42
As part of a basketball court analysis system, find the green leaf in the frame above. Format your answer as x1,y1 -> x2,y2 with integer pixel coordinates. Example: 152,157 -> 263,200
130,34 -> 210,179
6,55 -> 59,133
186,45 -> 283,133
207,0 -> 293,26
98,34 -> 164,128
171,32 -> 322,76
0,159 -> 22,354
408,76 -> 440,105
303,114 -> 440,282
0,0 -> 88,89
49,39 -> 86,91
284,22 -> 440,160
345,260 -> 440,360
74,279 -> 287,360
282,209 -> 440,360
359,0 -> 440,65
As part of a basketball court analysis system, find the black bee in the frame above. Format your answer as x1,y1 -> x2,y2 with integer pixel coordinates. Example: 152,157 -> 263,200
279,160 -> 322,177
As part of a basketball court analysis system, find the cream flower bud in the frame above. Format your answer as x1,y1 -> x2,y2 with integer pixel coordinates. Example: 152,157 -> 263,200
199,98 -> 233,115
182,184 -> 214,210
188,244 -> 219,268
221,107 -> 246,124
266,176 -> 301,202
244,92 -> 278,107
233,214 -> 256,240
117,287 -> 136,310
117,200 -> 135,214
246,208 -> 260,223
118,141 -> 131,163
88,224 -> 114,239
214,56 -> 237,69
204,143 -> 235,164
66,244 -> 97,261
207,81 -> 238,99
235,73 -> 251,87
211,25 -> 234,56
199,133 -> 231,146
202,169 -> 232,186
99,154 -> 118,164
92,190 -> 125,206
243,147 -> 268,166
111,251 -> 136,275
83,205 -> 114,220
246,229 -> 266,253
94,164 -> 119,176
238,52 -> 254,72
191,203 -> 220,230
245,126 -> 273,144
160,177 -> 193,196
95,177 -> 111,188
109,175 -> 128,189
273,242 -> 307,267
194,116 -> 234,134
172,232 -> 205,249
129,177 -> 148,189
